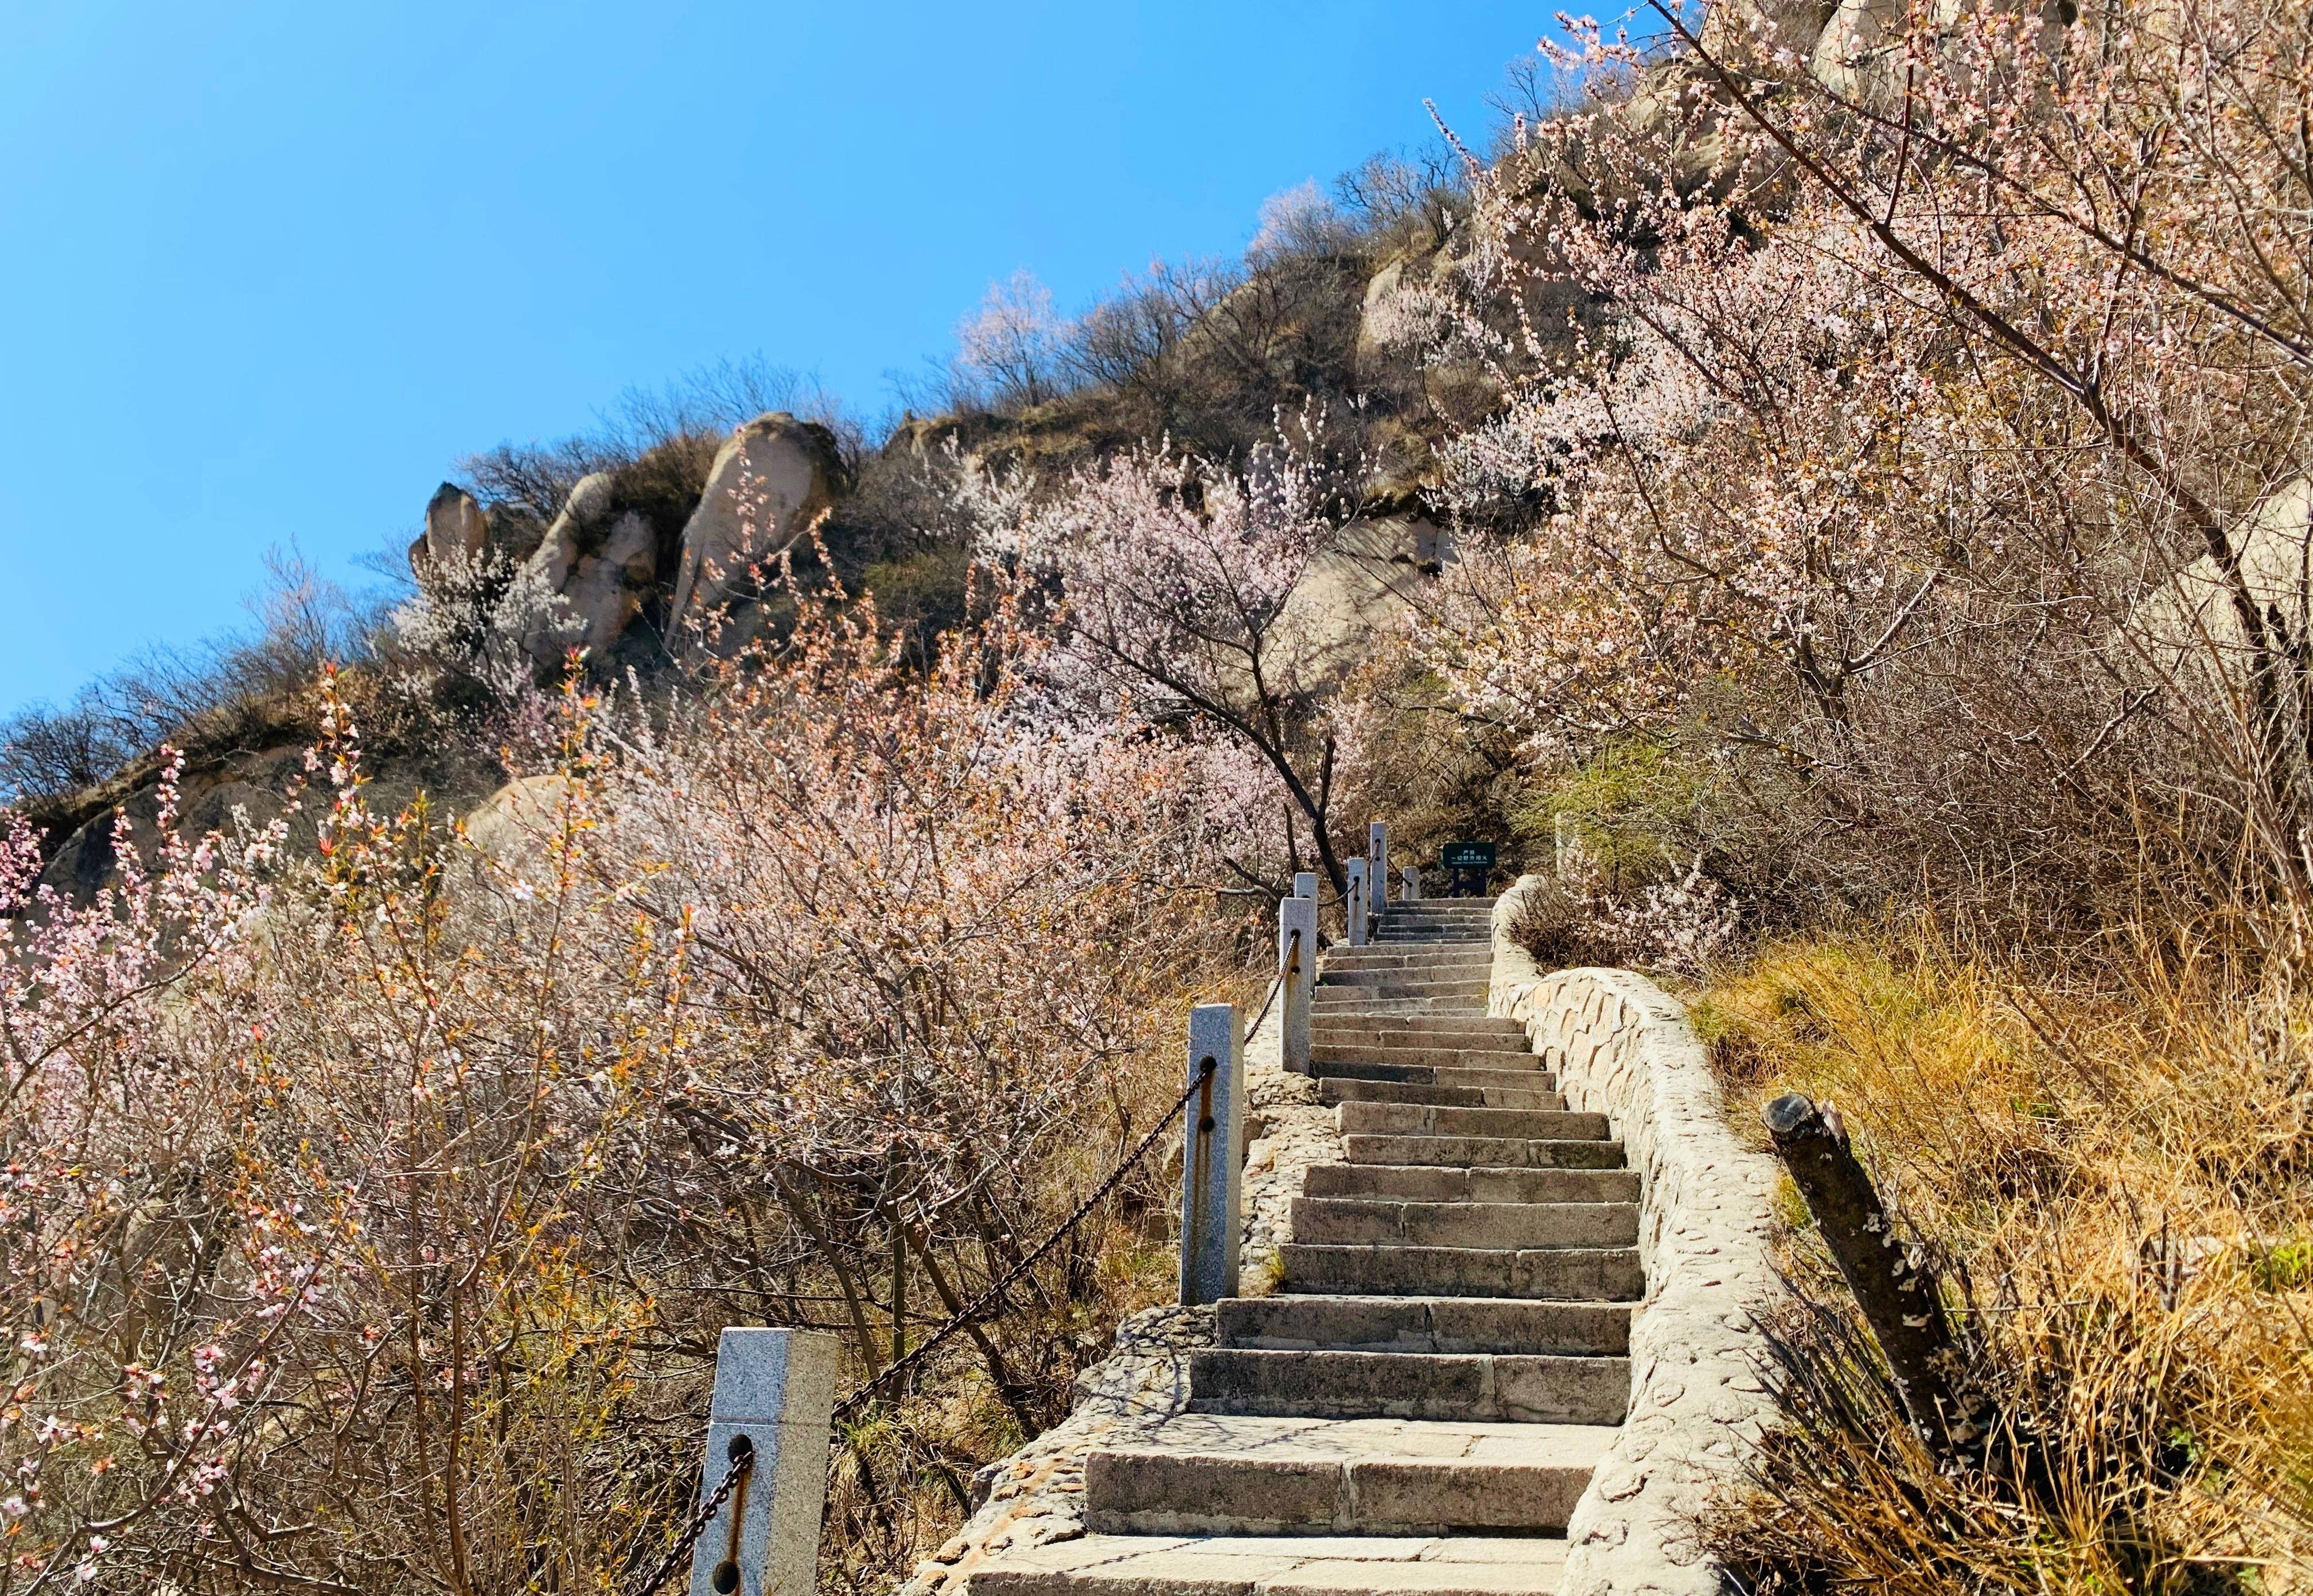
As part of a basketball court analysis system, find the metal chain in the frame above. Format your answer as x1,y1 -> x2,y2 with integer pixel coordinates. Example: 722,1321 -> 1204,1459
633,959 -> 1287,1586
628,1441 -> 754,1596
829,1056 -> 1214,1427
1246,927 -> 1299,1034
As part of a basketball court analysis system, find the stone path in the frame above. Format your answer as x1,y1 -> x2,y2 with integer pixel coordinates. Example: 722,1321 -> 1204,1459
976,898 -> 1643,1594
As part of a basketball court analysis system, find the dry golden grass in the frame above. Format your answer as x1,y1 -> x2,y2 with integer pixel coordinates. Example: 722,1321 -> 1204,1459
1689,925 -> 2313,1593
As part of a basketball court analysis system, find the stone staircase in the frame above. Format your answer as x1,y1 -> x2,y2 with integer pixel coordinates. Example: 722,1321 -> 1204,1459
978,898 -> 1641,1593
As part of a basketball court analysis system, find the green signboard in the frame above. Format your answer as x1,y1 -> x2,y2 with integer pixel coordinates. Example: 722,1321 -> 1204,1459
1440,841 -> 1496,870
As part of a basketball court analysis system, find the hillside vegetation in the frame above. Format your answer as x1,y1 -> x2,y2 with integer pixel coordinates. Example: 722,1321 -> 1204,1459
5,0 -> 2312,1590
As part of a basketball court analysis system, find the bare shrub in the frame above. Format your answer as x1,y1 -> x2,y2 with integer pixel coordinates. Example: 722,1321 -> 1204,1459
1507,869 -> 1619,968
0,572 -> 1256,1591
456,355 -> 864,536
1331,146 -> 1468,252
1,548 -> 375,807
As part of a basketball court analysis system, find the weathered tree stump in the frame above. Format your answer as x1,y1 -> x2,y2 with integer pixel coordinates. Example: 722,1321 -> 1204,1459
1763,1091 -> 1988,1460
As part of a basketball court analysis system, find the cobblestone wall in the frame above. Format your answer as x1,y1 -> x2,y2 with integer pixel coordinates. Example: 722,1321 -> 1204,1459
1491,877 -> 1785,1596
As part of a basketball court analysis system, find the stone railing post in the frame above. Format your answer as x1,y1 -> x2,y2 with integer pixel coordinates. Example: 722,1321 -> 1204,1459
1278,893 -> 1316,1075
1345,858 -> 1369,946
686,1328 -> 840,1596
1401,863 -> 1420,901
1292,870 -> 1318,902
1179,1002 -> 1245,1305
1368,822 -> 1388,916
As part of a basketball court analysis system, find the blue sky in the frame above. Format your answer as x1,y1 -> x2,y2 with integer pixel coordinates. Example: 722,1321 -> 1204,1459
0,1 -> 1560,718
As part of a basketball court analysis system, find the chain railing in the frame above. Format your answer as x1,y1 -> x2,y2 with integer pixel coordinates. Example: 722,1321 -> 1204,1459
644,869 -> 1341,1593
1246,948 -> 1288,1036
827,1050 -> 1219,1428
630,1438 -> 755,1596
826,942 -> 1300,1428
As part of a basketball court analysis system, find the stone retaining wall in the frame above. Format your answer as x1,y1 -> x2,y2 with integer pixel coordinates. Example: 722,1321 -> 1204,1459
1490,876 -> 1785,1596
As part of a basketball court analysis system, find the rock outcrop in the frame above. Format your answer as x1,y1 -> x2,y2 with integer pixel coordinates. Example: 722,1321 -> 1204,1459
513,473 -> 659,663
408,483 -> 493,576
2129,478 -> 2313,672
667,412 -> 847,637
1272,515 -> 1453,686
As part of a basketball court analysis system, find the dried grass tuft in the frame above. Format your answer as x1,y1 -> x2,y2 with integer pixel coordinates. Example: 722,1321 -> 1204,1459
1695,927 -> 2313,1593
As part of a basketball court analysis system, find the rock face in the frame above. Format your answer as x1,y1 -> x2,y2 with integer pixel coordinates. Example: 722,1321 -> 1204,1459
406,413 -> 845,671
426,483 -> 491,562
668,412 -> 846,637
2131,478 -> 2313,671
1271,515 -> 1453,686
509,473 -> 661,664
407,483 -> 494,578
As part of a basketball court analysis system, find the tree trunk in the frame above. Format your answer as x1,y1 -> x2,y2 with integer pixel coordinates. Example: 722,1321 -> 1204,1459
1762,1092 -> 1989,1460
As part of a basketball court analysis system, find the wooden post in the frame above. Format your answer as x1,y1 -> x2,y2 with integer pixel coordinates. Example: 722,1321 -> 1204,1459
1179,1003 -> 1245,1306
1278,894 -> 1316,1075
1368,822 -> 1388,916
884,1143 -> 905,1365
1401,864 -> 1420,901
1762,1093 -> 1985,1457
687,1329 -> 840,1596
1345,859 -> 1369,947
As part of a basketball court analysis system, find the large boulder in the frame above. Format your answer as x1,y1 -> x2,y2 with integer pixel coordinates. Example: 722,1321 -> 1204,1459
407,482 -> 493,578
2128,479 -> 2313,680
668,412 -> 846,636
464,774 -> 575,874
1271,515 -> 1454,687
512,473 -> 663,664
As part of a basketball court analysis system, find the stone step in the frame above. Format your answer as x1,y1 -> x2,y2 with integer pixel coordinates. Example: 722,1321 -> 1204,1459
1369,935 -> 1491,948
1313,1061 -> 1557,1092
1341,1134 -> 1627,1170
1322,951 -> 1494,971
968,1532 -> 1571,1594
1317,976 -> 1492,1000
1318,996 -> 1496,1016
1311,1040 -> 1529,1062
1332,939 -> 1489,953
1319,989 -> 1495,1006
1315,1079 -> 1563,1111
1337,1102 -> 1610,1141
1337,928 -> 1491,937
1217,1293 -> 1633,1356
1083,1413 -> 1612,1536
1311,1017 -> 1529,1042
1292,1197 -> 1640,1250
1315,993 -> 1491,1013
1279,1244 -> 1645,1301
1188,1348 -> 1630,1424
1313,1044 -> 1539,1071
1305,1163 -> 1642,1205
